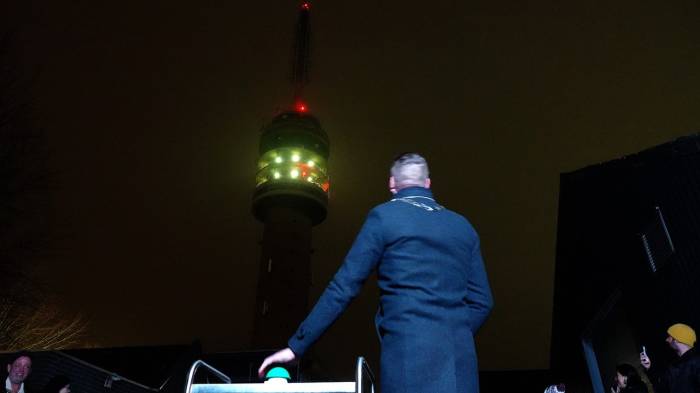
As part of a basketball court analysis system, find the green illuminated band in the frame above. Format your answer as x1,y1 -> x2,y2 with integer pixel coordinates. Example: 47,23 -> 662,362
256,147 -> 329,192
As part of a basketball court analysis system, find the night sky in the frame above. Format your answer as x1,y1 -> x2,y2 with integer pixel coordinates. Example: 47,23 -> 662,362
5,0 -> 700,378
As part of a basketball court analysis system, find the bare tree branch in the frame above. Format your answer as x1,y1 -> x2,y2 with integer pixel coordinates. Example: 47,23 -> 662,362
0,300 -> 86,351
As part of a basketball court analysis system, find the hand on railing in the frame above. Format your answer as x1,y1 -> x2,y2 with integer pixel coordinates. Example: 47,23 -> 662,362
258,348 -> 297,379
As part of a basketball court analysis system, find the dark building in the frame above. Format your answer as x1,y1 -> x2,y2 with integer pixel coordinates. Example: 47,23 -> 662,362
551,134 -> 700,393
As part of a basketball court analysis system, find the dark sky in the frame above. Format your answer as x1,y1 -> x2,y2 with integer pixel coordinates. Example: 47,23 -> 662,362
5,0 -> 700,377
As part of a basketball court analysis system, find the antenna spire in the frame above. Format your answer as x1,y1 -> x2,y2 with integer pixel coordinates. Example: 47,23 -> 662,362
291,2 -> 312,106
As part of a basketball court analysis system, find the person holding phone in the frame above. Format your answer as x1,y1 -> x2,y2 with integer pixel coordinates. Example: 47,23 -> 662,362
640,323 -> 700,393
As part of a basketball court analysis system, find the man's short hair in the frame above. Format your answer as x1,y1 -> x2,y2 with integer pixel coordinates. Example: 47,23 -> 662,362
9,351 -> 31,363
390,153 -> 429,190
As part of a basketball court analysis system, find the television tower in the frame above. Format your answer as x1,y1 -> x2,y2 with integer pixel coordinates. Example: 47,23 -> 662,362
251,1 -> 329,348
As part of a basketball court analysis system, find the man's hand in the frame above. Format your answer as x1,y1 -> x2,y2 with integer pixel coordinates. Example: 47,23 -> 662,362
640,351 -> 651,370
258,348 -> 296,379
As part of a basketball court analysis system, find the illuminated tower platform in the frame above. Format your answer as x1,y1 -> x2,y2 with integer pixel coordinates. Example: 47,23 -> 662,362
253,111 -> 329,226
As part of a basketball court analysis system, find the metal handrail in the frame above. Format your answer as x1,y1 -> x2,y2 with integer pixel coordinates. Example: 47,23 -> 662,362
354,357 -> 375,393
57,351 -> 159,391
187,357 -> 373,393
186,360 -> 232,393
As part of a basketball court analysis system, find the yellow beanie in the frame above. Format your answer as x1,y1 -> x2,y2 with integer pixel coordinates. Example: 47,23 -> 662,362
667,323 -> 696,348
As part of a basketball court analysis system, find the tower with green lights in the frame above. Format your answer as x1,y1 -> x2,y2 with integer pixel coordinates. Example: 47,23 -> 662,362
251,1 -> 329,348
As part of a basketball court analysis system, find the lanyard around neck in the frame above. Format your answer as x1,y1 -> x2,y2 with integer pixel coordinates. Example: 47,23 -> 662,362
391,196 -> 444,211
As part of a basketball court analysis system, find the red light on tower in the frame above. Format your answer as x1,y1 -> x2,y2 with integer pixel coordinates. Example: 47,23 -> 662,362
301,2 -> 310,10
295,101 -> 308,113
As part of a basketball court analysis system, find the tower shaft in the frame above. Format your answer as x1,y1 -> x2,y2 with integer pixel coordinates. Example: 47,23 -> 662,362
253,206 -> 312,348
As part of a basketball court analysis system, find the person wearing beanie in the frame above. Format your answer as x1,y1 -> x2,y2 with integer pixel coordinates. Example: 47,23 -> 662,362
666,323 -> 696,351
640,322 -> 700,393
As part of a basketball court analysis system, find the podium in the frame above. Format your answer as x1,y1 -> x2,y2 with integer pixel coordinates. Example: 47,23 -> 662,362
185,358 -> 375,393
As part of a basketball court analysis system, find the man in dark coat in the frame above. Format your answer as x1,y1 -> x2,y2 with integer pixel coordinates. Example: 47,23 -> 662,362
259,153 -> 494,393
640,323 -> 700,393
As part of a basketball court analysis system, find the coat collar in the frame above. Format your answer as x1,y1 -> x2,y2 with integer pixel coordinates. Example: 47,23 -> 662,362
6,377 -> 25,393
393,186 -> 435,200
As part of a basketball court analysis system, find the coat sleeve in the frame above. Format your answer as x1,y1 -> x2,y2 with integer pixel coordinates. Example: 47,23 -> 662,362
465,237 -> 494,333
288,209 -> 384,356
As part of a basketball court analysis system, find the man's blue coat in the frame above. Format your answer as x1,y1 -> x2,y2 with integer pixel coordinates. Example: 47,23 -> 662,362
288,187 -> 494,393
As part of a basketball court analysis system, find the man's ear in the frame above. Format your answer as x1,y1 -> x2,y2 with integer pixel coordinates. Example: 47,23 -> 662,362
425,178 -> 431,188
389,176 -> 397,194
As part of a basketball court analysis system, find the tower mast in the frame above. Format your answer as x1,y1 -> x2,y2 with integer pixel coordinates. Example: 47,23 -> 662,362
291,2 -> 311,106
